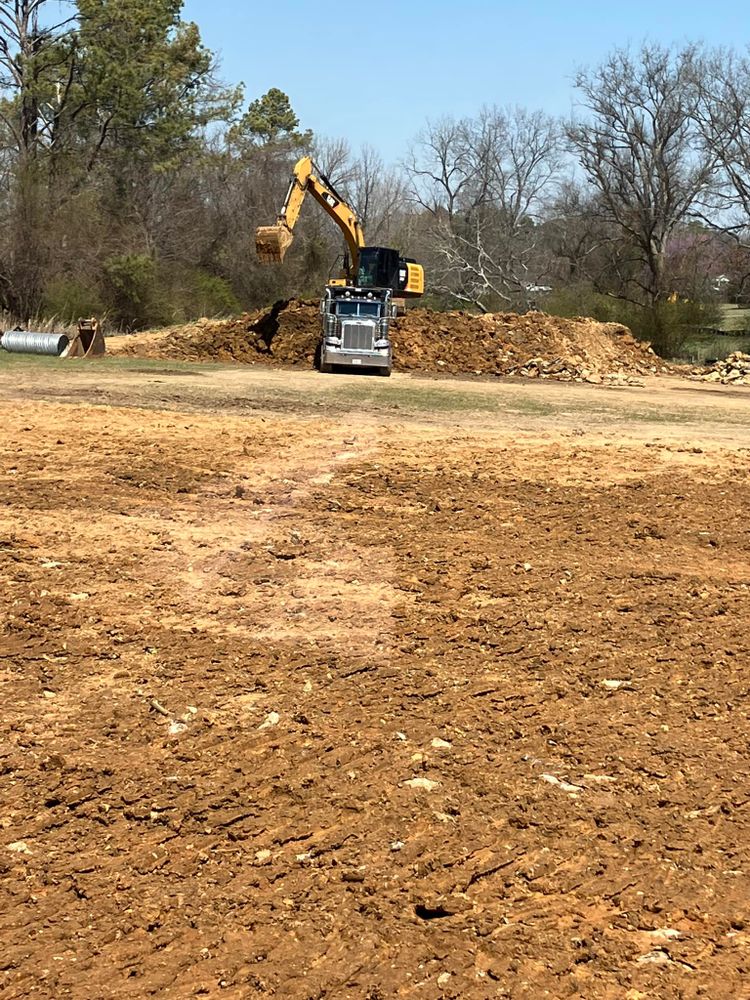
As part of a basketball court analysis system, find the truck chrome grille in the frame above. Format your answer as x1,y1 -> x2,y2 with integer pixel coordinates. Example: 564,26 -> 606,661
341,321 -> 375,351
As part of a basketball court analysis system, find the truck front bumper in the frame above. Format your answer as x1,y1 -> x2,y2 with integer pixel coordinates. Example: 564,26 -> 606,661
321,346 -> 391,369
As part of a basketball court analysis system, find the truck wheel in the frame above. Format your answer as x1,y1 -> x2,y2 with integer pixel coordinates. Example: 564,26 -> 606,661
375,366 -> 391,377
319,362 -> 334,374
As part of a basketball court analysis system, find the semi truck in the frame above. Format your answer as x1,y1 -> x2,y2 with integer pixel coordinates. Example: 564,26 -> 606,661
319,285 -> 394,375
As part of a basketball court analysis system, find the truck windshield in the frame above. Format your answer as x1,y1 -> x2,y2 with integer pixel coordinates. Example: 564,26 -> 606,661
335,301 -> 381,317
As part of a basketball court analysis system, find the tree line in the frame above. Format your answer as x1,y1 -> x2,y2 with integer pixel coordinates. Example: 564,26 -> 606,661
2,3 -> 750,354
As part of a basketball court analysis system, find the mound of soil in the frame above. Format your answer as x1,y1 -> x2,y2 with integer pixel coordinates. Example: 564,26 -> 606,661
112,299 -> 661,381
393,309 -> 658,381
114,300 -> 317,366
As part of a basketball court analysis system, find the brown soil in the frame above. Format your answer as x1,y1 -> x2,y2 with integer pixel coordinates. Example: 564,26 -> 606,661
2,363 -> 750,998
111,301 -> 661,381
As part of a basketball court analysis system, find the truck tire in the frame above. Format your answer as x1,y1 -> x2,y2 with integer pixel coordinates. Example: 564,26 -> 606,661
375,366 -> 391,377
319,362 -> 334,374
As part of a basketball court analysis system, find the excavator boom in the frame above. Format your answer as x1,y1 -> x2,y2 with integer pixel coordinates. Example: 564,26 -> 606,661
255,155 -> 424,301
255,156 -> 365,267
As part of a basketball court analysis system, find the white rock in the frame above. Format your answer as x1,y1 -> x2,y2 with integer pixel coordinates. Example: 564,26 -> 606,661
541,773 -> 584,794
259,712 -> 280,730
637,949 -> 672,966
8,841 -> 31,855
645,928 -> 682,942
437,972 -> 452,987
309,472 -> 334,486
404,777 -> 440,791
434,812 -> 457,823
431,738 -> 452,750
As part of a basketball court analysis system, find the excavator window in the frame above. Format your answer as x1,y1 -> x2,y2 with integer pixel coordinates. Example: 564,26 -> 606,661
356,247 -> 401,290
357,257 -> 379,288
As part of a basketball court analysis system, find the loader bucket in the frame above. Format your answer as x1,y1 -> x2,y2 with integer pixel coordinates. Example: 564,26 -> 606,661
255,224 -> 293,264
65,318 -> 106,358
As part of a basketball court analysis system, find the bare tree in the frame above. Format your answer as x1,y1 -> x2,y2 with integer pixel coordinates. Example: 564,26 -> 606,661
405,116 -> 477,222
342,144 -> 405,243
543,181 -> 620,290
407,107 -> 562,310
694,50 -> 750,241
0,1 -> 77,315
311,135 -> 351,188
0,1 -> 77,158
567,43 -> 716,313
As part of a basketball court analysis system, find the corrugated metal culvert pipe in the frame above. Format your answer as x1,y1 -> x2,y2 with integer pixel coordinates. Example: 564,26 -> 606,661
0,332 -> 70,356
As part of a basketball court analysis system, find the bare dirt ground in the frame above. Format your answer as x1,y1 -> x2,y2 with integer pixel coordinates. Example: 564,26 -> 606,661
2,358 -> 750,999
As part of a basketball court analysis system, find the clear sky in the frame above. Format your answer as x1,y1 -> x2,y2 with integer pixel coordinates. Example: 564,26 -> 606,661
182,0 -> 748,162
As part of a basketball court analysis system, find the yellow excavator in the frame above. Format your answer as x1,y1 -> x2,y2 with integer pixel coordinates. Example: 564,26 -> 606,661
255,156 -> 424,376
256,156 -> 424,299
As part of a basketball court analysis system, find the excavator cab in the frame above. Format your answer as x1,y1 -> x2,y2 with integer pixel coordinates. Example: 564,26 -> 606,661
356,247 -> 398,290
356,247 -> 425,298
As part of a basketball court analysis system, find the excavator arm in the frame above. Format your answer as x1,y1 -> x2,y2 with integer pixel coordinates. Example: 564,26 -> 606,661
256,156 -> 366,268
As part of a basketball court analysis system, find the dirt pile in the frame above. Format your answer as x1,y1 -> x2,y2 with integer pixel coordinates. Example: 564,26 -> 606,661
694,351 -> 750,385
392,308 -> 658,382
113,299 -> 661,381
114,300 -> 318,366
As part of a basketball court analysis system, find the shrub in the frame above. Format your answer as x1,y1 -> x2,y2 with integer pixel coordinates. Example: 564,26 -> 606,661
168,270 -> 241,321
544,286 -> 722,357
102,254 -> 160,330
42,277 -> 105,324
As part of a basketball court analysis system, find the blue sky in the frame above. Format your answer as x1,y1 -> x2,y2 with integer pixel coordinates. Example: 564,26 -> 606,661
182,0 -> 748,161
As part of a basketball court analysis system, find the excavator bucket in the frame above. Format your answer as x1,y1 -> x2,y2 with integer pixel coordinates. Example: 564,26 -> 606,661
65,318 -> 106,358
255,224 -> 293,264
